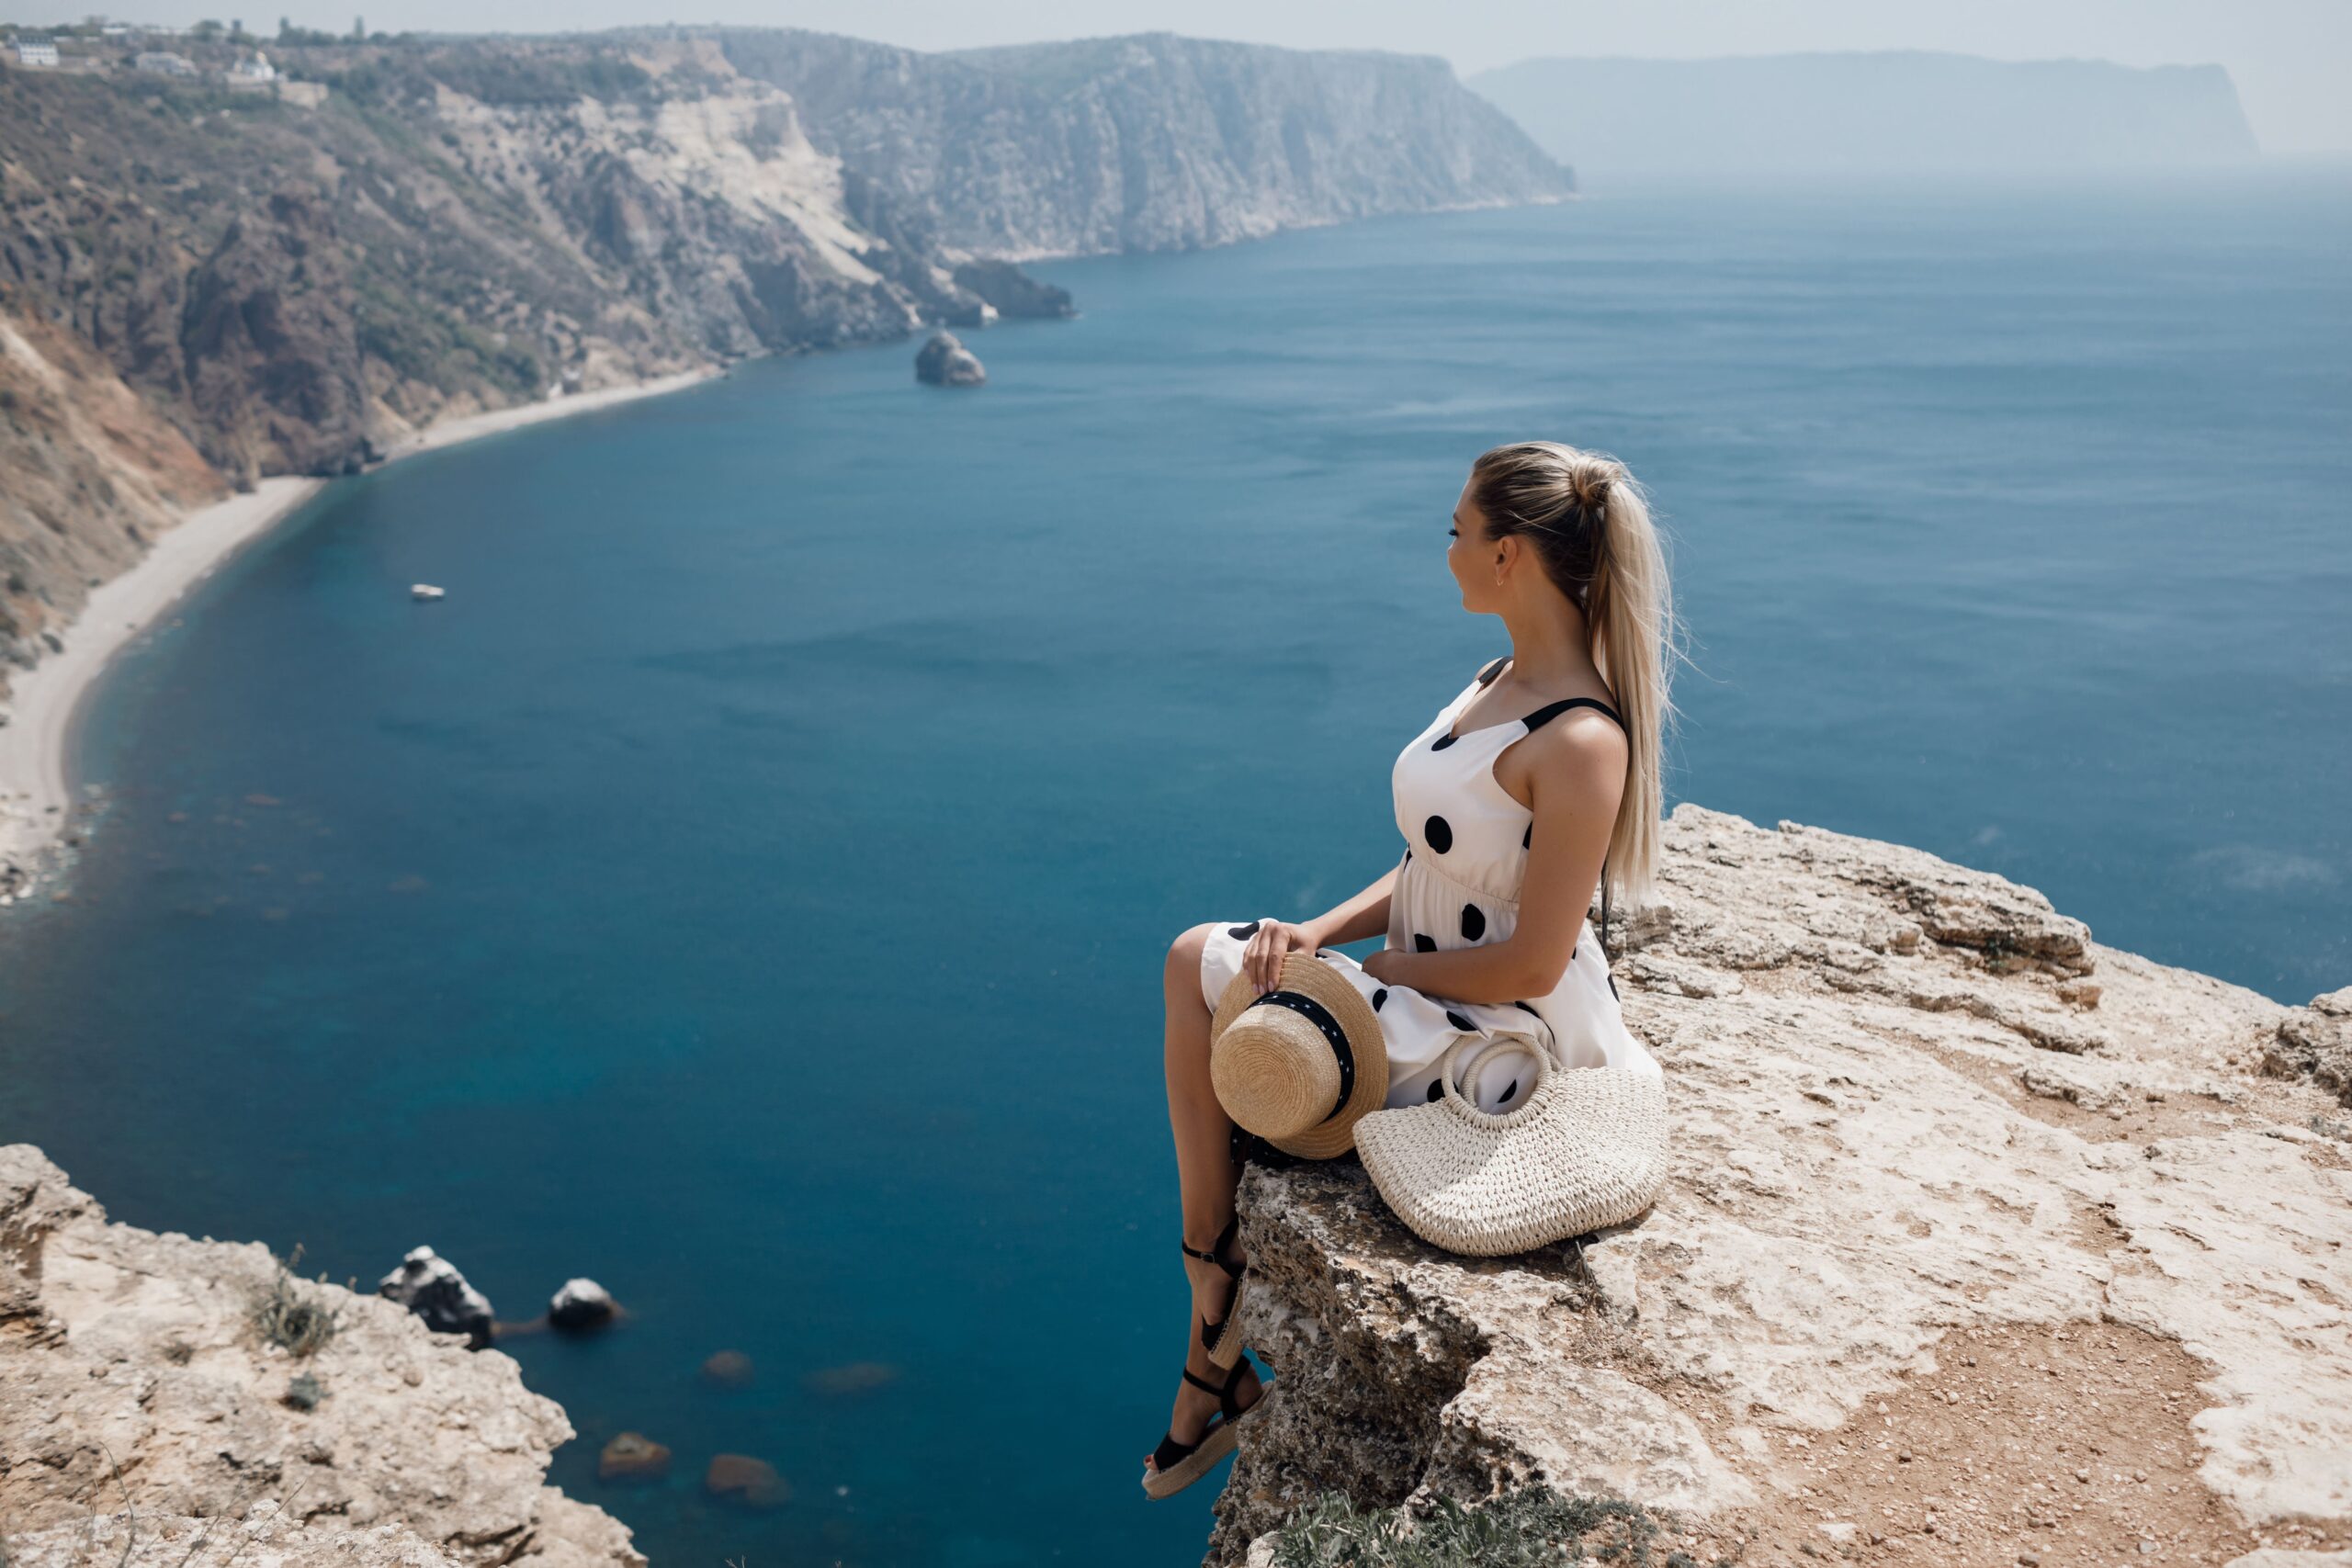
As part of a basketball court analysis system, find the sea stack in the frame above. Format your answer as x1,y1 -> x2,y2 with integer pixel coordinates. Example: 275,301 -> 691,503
377,1245 -> 495,1348
915,331 -> 986,388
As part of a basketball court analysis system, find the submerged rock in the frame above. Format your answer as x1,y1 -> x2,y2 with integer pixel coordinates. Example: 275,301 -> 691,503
597,1431 -> 671,1484
377,1245 -> 495,1348
548,1277 -> 617,1332
701,1348 -> 755,1387
1208,805 -> 2351,1564
914,331 -> 986,388
802,1359 -> 899,1396
704,1453 -> 789,1509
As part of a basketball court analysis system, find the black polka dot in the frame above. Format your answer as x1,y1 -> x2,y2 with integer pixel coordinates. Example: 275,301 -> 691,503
1460,903 -> 1485,941
1424,815 -> 1453,853
1414,932 -> 1436,953
1227,920 -> 1261,940
1444,1010 -> 1473,1031
1431,734 -> 1456,750
1372,988 -> 1388,1011
1521,825 -> 1531,850
1498,1079 -> 1519,1104
1426,1079 -> 1443,1102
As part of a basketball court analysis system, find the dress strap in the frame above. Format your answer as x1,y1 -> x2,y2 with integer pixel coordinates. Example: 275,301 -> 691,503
1476,656 -> 1508,687
1524,696 -> 1624,733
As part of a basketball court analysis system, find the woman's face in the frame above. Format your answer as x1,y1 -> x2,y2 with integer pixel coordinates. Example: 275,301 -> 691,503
1448,473 -> 1498,613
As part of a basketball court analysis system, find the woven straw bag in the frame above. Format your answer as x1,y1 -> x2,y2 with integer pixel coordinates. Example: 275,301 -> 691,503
1354,1035 -> 1669,1257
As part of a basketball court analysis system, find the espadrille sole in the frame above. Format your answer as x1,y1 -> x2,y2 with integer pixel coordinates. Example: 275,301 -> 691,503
1140,1402 -> 1252,1499
1203,1274 -> 1251,1369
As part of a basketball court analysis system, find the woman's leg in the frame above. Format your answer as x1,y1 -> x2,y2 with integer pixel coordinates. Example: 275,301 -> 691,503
1148,924 -> 1261,1472
1165,922 -> 1240,1247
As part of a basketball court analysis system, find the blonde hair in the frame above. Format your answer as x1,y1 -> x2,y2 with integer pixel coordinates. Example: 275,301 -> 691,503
1467,440 -> 1678,909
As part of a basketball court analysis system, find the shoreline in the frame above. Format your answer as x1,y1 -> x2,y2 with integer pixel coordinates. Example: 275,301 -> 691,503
0,367 -> 718,899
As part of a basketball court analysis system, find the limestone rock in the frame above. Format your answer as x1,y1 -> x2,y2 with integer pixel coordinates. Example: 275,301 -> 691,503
1210,806 -> 2350,1563
0,1145 -> 642,1568
548,1277 -> 617,1332
701,1348 -> 755,1387
379,1245 -> 496,1348
2265,987 -> 2352,1105
915,331 -> 987,388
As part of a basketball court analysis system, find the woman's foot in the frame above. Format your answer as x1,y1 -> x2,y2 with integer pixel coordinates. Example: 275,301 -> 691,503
1141,1350 -> 1263,1483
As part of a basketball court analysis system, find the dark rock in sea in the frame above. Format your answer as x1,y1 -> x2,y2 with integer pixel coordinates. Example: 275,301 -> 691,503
376,1245 -> 494,1348
915,332 -> 987,388
704,1453 -> 790,1508
701,1348 -> 755,1387
597,1430 -> 672,1483
953,259 -> 1076,320
548,1277 -> 617,1331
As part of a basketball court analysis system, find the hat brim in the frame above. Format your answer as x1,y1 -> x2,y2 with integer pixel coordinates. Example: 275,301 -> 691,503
1211,950 -> 1390,1160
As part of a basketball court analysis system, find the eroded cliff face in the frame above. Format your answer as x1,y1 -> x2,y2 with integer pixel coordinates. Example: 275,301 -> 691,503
0,1145 -> 640,1568
1214,805 -> 2350,1565
718,29 -> 1574,260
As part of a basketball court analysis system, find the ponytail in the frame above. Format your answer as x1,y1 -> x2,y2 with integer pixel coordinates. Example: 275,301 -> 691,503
1467,442 -> 1679,909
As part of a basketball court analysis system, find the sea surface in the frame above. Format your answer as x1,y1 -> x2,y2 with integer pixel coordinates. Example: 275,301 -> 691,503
3,171 -> 2347,1565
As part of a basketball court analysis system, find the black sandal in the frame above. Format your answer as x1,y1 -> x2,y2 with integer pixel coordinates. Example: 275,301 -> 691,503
1140,1359 -> 1261,1499
1182,1215 -> 1250,1370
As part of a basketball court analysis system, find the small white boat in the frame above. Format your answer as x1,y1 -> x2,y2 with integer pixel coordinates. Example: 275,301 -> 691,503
411,583 -> 446,601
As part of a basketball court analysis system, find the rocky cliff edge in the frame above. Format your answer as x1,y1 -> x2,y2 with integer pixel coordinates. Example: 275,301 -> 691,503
0,1145 -> 639,1568
1216,804 -> 2350,1565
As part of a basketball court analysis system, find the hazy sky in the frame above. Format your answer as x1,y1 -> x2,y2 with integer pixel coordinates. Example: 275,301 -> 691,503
30,0 -> 2352,152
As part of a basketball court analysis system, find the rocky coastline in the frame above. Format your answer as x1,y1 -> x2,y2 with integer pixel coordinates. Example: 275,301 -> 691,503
1216,805 -> 2349,1566
0,1144 -> 641,1568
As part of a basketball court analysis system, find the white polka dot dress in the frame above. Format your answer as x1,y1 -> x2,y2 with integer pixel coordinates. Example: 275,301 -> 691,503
1200,656 -> 1662,1118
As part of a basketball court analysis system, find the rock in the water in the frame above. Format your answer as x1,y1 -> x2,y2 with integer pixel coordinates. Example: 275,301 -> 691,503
914,331 -> 986,387
701,1348 -> 754,1387
1208,805 -> 2352,1564
802,1359 -> 899,1396
704,1453 -> 789,1508
596,1432 -> 671,1484
952,258 -> 1075,320
548,1277 -> 617,1331
377,1245 -> 495,1348
0,1145 -> 642,1568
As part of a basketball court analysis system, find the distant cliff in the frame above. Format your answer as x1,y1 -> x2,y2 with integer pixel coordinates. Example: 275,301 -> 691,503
716,28 -> 1574,258
1469,51 -> 2260,178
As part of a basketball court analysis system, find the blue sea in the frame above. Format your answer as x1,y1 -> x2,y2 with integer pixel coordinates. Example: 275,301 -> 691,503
3,171 -> 2346,1566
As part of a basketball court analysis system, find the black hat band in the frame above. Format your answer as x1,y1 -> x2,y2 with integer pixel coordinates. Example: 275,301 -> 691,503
1250,988 -> 1357,1123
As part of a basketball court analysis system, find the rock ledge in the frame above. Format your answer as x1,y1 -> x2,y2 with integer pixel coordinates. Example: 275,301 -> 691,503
1214,805 -> 2350,1565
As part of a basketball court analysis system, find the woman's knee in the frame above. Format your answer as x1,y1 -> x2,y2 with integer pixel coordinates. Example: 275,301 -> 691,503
1166,922 -> 1215,998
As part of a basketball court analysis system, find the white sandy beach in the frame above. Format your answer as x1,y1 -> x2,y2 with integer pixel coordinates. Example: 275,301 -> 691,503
0,368 -> 717,892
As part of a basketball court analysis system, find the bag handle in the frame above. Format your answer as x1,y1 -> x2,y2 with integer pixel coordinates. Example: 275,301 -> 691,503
1435,1032 -> 1552,1121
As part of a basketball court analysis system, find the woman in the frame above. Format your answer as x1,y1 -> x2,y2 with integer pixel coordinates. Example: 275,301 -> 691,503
1141,440 -> 1676,1496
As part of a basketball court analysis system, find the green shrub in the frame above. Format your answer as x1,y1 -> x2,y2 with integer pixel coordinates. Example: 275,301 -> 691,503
1270,1483 -> 1726,1568
247,1242 -> 344,1358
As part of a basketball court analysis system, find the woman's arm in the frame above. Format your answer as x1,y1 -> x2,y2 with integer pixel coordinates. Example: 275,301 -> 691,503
1304,863 -> 1399,948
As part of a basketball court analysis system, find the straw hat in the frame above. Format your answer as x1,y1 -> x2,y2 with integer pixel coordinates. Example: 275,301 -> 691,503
1209,952 -> 1389,1160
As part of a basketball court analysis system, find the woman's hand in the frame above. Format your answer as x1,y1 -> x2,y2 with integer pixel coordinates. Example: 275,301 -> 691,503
1361,947 -> 1401,987
1241,919 -> 1322,994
